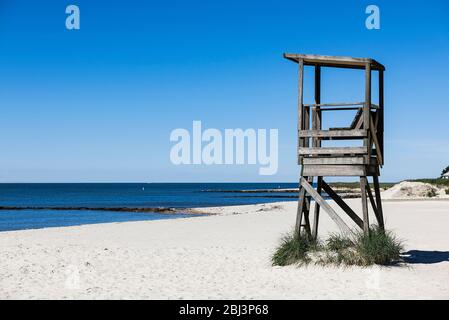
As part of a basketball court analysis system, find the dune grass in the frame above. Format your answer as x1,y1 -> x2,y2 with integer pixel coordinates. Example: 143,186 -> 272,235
325,233 -> 353,251
271,232 -> 320,266
272,226 -> 403,267
355,226 -> 403,265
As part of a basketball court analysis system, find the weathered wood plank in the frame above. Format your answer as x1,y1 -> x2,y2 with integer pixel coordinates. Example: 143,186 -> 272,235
301,178 -> 354,237
312,176 -> 322,239
295,165 -> 306,236
360,176 -> 370,234
312,66 -> 321,149
373,175 -> 385,229
319,107 -> 361,111
364,63 -> 372,164
365,181 -> 379,221
283,53 -> 385,71
350,108 -> 363,129
299,129 -> 366,138
369,116 -> 383,165
304,102 -> 364,107
302,157 -> 378,165
297,59 -> 304,163
304,106 -> 310,147
321,180 -> 364,229
299,147 -> 368,155
285,53 -> 372,64
355,110 -> 364,129
302,157 -> 366,165
295,186 -> 306,236
366,165 -> 380,176
304,103 -> 379,109
303,165 -> 367,176
303,176 -> 314,238
310,66 -> 321,240
378,70 -> 384,165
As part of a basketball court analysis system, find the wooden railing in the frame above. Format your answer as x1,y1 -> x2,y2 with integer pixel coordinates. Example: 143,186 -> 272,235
298,102 -> 383,166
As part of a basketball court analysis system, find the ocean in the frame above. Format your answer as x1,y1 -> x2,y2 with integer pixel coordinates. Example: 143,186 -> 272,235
0,183 -> 298,232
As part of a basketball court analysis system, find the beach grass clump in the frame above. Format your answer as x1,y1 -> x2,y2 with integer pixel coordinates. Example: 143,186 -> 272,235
445,188 -> 449,195
271,232 -> 320,266
322,227 -> 403,266
326,233 -> 354,251
354,226 -> 403,266
273,227 -> 403,267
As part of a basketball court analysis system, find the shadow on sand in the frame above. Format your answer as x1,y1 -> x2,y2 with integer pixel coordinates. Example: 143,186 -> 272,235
402,250 -> 449,264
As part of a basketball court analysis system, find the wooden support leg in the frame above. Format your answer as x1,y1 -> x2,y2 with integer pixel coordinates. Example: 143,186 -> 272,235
365,179 -> 377,213
360,176 -> 370,234
365,178 -> 384,228
373,175 -> 385,230
312,176 -> 322,239
295,180 -> 306,237
302,177 -> 314,239
295,166 -> 314,238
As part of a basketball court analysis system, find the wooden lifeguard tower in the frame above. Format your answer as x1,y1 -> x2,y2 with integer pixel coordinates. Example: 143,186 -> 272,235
284,53 -> 385,238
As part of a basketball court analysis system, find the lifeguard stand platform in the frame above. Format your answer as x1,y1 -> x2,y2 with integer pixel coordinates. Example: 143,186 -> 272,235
284,53 -> 385,238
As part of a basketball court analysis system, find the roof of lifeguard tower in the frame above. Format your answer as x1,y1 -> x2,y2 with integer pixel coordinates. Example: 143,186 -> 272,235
284,53 -> 385,71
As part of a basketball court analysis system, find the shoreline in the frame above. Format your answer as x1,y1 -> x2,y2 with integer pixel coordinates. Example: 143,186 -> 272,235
1,199 -> 448,299
2,197 -> 449,234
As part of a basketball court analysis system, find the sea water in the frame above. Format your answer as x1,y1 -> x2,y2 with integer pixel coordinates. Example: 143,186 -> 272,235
0,183 -> 298,231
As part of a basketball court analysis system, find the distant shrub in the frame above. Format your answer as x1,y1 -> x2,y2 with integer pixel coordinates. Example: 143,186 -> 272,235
441,165 -> 449,177
426,189 -> 437,198
445,188 -> 449,195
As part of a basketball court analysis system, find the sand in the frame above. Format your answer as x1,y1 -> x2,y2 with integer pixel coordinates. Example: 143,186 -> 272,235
1,199 -> 449,299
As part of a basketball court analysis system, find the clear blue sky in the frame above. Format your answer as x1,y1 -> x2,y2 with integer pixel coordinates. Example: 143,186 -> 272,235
0,0 -> 448,182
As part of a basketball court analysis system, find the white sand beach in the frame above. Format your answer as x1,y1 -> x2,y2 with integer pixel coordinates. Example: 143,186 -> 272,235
1,199 -> 449,299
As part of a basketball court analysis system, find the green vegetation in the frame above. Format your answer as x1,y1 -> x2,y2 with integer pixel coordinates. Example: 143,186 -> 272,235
445,188 -> 449,195
329,177 -> 449,190
272,227 -> 403,267
271,232 -> 320,266
441,165 -> 449,177
355,227 -> 403,265
326,233 -> 353,251
411,178 -> 449,187
329,182 -> 395,189
426,189 -> 438,198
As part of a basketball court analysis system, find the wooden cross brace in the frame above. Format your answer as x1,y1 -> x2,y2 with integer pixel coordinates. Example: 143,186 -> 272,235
295,177 -> 385,240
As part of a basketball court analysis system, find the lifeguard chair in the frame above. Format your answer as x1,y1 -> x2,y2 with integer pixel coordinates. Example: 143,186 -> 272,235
284,53 -> 385,238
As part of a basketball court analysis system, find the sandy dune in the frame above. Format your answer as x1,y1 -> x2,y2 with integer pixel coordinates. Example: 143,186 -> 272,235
1,199 -> 449,299
382,181 -> 449,199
